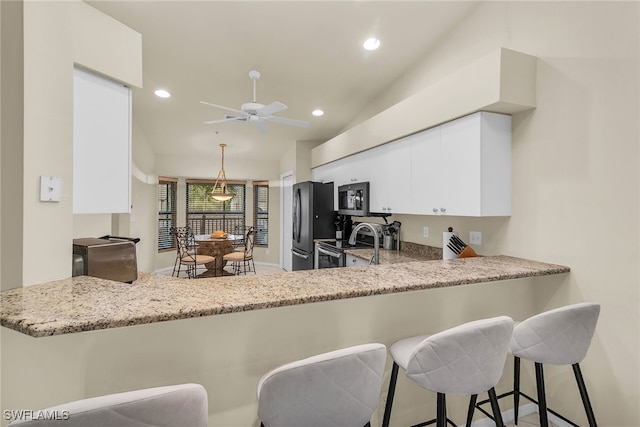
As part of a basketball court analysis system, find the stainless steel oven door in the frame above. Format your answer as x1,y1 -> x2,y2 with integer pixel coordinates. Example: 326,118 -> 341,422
315,244 -> 345,269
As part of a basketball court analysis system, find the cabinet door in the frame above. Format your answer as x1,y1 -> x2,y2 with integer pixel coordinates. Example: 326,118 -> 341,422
365,136 -> 412,214
384,136 -> 412,214
410,127 -> 441,215
346,253 -> 371,267
440,113 -> 482,216
313,159 -> 342,208
311,162 -> 335,183
439,112 -> 511,216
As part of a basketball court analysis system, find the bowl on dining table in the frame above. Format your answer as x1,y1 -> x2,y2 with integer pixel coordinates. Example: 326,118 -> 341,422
210,230 -> 228,239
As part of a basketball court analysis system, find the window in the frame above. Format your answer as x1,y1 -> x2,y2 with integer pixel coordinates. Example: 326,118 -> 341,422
186,180 -> 246,236
158,178 -> 177,251
254,181 -> 269,246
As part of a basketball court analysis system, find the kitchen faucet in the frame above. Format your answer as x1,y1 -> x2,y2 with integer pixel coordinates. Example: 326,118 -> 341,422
348,222 -> 380,265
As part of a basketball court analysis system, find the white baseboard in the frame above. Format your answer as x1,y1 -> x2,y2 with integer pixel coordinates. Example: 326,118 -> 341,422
470,403 -> 573,427
253,261 -> 281,268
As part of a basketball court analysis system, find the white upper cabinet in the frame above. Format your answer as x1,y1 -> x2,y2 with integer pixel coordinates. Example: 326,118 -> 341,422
313,111 -> 511,217
440,112 -> 511,216
73,67 -> 132,214
411,112 -> 511,216
367,135 -> 412,214
410,126 -> 442,215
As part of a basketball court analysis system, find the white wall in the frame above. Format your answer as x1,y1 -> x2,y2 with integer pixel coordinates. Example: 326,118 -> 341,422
314,2 -> 639,424
19,0 -> 142,286
0,1 -> 24,291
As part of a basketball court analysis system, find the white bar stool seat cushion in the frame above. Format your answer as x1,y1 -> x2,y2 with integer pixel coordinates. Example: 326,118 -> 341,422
390,333 -> 431,369
257,343 -> 387,427
8,383 -> 208,427
511,302 -> 600,365
405,317 -> 514,395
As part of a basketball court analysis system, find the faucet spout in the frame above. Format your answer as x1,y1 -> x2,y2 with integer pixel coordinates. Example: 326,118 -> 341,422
348,223 -> 380,265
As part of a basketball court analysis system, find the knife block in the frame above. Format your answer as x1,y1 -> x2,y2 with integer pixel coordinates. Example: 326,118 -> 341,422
443,231 -> 459,260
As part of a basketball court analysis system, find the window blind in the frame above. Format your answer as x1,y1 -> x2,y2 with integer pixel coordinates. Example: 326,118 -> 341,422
254,181 -> 269,246
158,179 -> 177,251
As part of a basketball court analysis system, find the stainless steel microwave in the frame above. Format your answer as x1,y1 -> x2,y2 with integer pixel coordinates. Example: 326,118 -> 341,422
338,182 -> 370,217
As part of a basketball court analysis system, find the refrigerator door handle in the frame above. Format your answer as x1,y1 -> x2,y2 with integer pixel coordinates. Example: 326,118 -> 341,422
293,187 -> 301,244
291,248 -> 309,259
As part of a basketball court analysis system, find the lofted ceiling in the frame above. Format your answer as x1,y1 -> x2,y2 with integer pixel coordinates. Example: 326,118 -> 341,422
86,1 -> 476,165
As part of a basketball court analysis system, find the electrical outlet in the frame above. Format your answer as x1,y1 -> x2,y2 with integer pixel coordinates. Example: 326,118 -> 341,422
469,231 -> 482,245
423,227 -> 429,238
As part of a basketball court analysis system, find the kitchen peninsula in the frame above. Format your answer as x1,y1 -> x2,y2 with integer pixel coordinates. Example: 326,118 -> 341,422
1,256 -> 569,427
1,256 -> 567,337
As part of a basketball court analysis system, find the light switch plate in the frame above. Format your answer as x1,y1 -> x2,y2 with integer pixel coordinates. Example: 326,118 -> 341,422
40,176 -> 61,202
469,231 -> 482,245
423,227 -> 429,238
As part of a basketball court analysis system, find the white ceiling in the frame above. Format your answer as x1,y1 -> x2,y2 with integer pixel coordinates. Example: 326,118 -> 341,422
86,1 -> 476,163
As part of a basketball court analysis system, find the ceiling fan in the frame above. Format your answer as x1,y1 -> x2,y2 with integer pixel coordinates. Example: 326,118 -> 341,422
201,70 -> 310,133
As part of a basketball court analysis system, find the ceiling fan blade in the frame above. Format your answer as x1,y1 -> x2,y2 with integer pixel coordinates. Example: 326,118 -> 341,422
204,116 -> 246,125
200,101 -> 246,116
266,115 -> 311,128
253,119 -> 268,134
257,101 -> 287,117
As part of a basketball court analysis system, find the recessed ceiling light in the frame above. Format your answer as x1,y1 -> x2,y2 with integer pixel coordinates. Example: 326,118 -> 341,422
312,109 -> 324,117
363,37 -> 381,51
154,89 -> 171,98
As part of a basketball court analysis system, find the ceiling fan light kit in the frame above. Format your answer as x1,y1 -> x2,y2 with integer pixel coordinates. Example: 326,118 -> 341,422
201,70 -> 310,133
209,143 -> 234,202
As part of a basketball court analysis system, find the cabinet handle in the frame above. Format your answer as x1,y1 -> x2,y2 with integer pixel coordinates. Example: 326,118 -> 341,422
440,208 -> 446,213
433,208 -> 438,214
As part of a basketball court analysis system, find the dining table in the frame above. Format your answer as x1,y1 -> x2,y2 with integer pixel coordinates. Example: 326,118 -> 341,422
193,234 -> 243,276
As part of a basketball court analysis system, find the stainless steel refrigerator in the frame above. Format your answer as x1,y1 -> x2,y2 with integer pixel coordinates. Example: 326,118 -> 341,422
291,181 -> 335,270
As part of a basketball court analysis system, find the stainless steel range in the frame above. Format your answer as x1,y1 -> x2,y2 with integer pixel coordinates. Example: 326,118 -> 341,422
314,220 -> 401,269
314,240 -> 374,269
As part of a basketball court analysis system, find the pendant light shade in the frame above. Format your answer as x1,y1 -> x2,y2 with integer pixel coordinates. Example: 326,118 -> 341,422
209,143 -> 234,202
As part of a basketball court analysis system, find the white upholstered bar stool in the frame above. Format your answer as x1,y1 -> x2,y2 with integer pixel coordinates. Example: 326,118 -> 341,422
8,383 -> 208,427
257,343 -> 387,427
381,316 -> 514,427
509,302 -> 600,427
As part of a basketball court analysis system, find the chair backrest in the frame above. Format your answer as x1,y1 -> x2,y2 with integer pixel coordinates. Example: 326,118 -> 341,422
406,316 -> 514,395
243,226 -> 255,258
171,226 -> 196,260
9,383 -> 208,427
511,302 -> 600,365
257,343 -> 387,427
232,224 -> 246,247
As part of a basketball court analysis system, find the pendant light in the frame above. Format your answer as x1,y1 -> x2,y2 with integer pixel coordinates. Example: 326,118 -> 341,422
209,143 -> 234,202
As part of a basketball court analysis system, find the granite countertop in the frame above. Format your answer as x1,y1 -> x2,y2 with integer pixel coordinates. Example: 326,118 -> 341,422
345,248 -> 431,264
0,256 -> 569,338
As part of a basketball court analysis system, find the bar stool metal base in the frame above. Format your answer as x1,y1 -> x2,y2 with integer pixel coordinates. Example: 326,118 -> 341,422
475,358 -> 597,427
